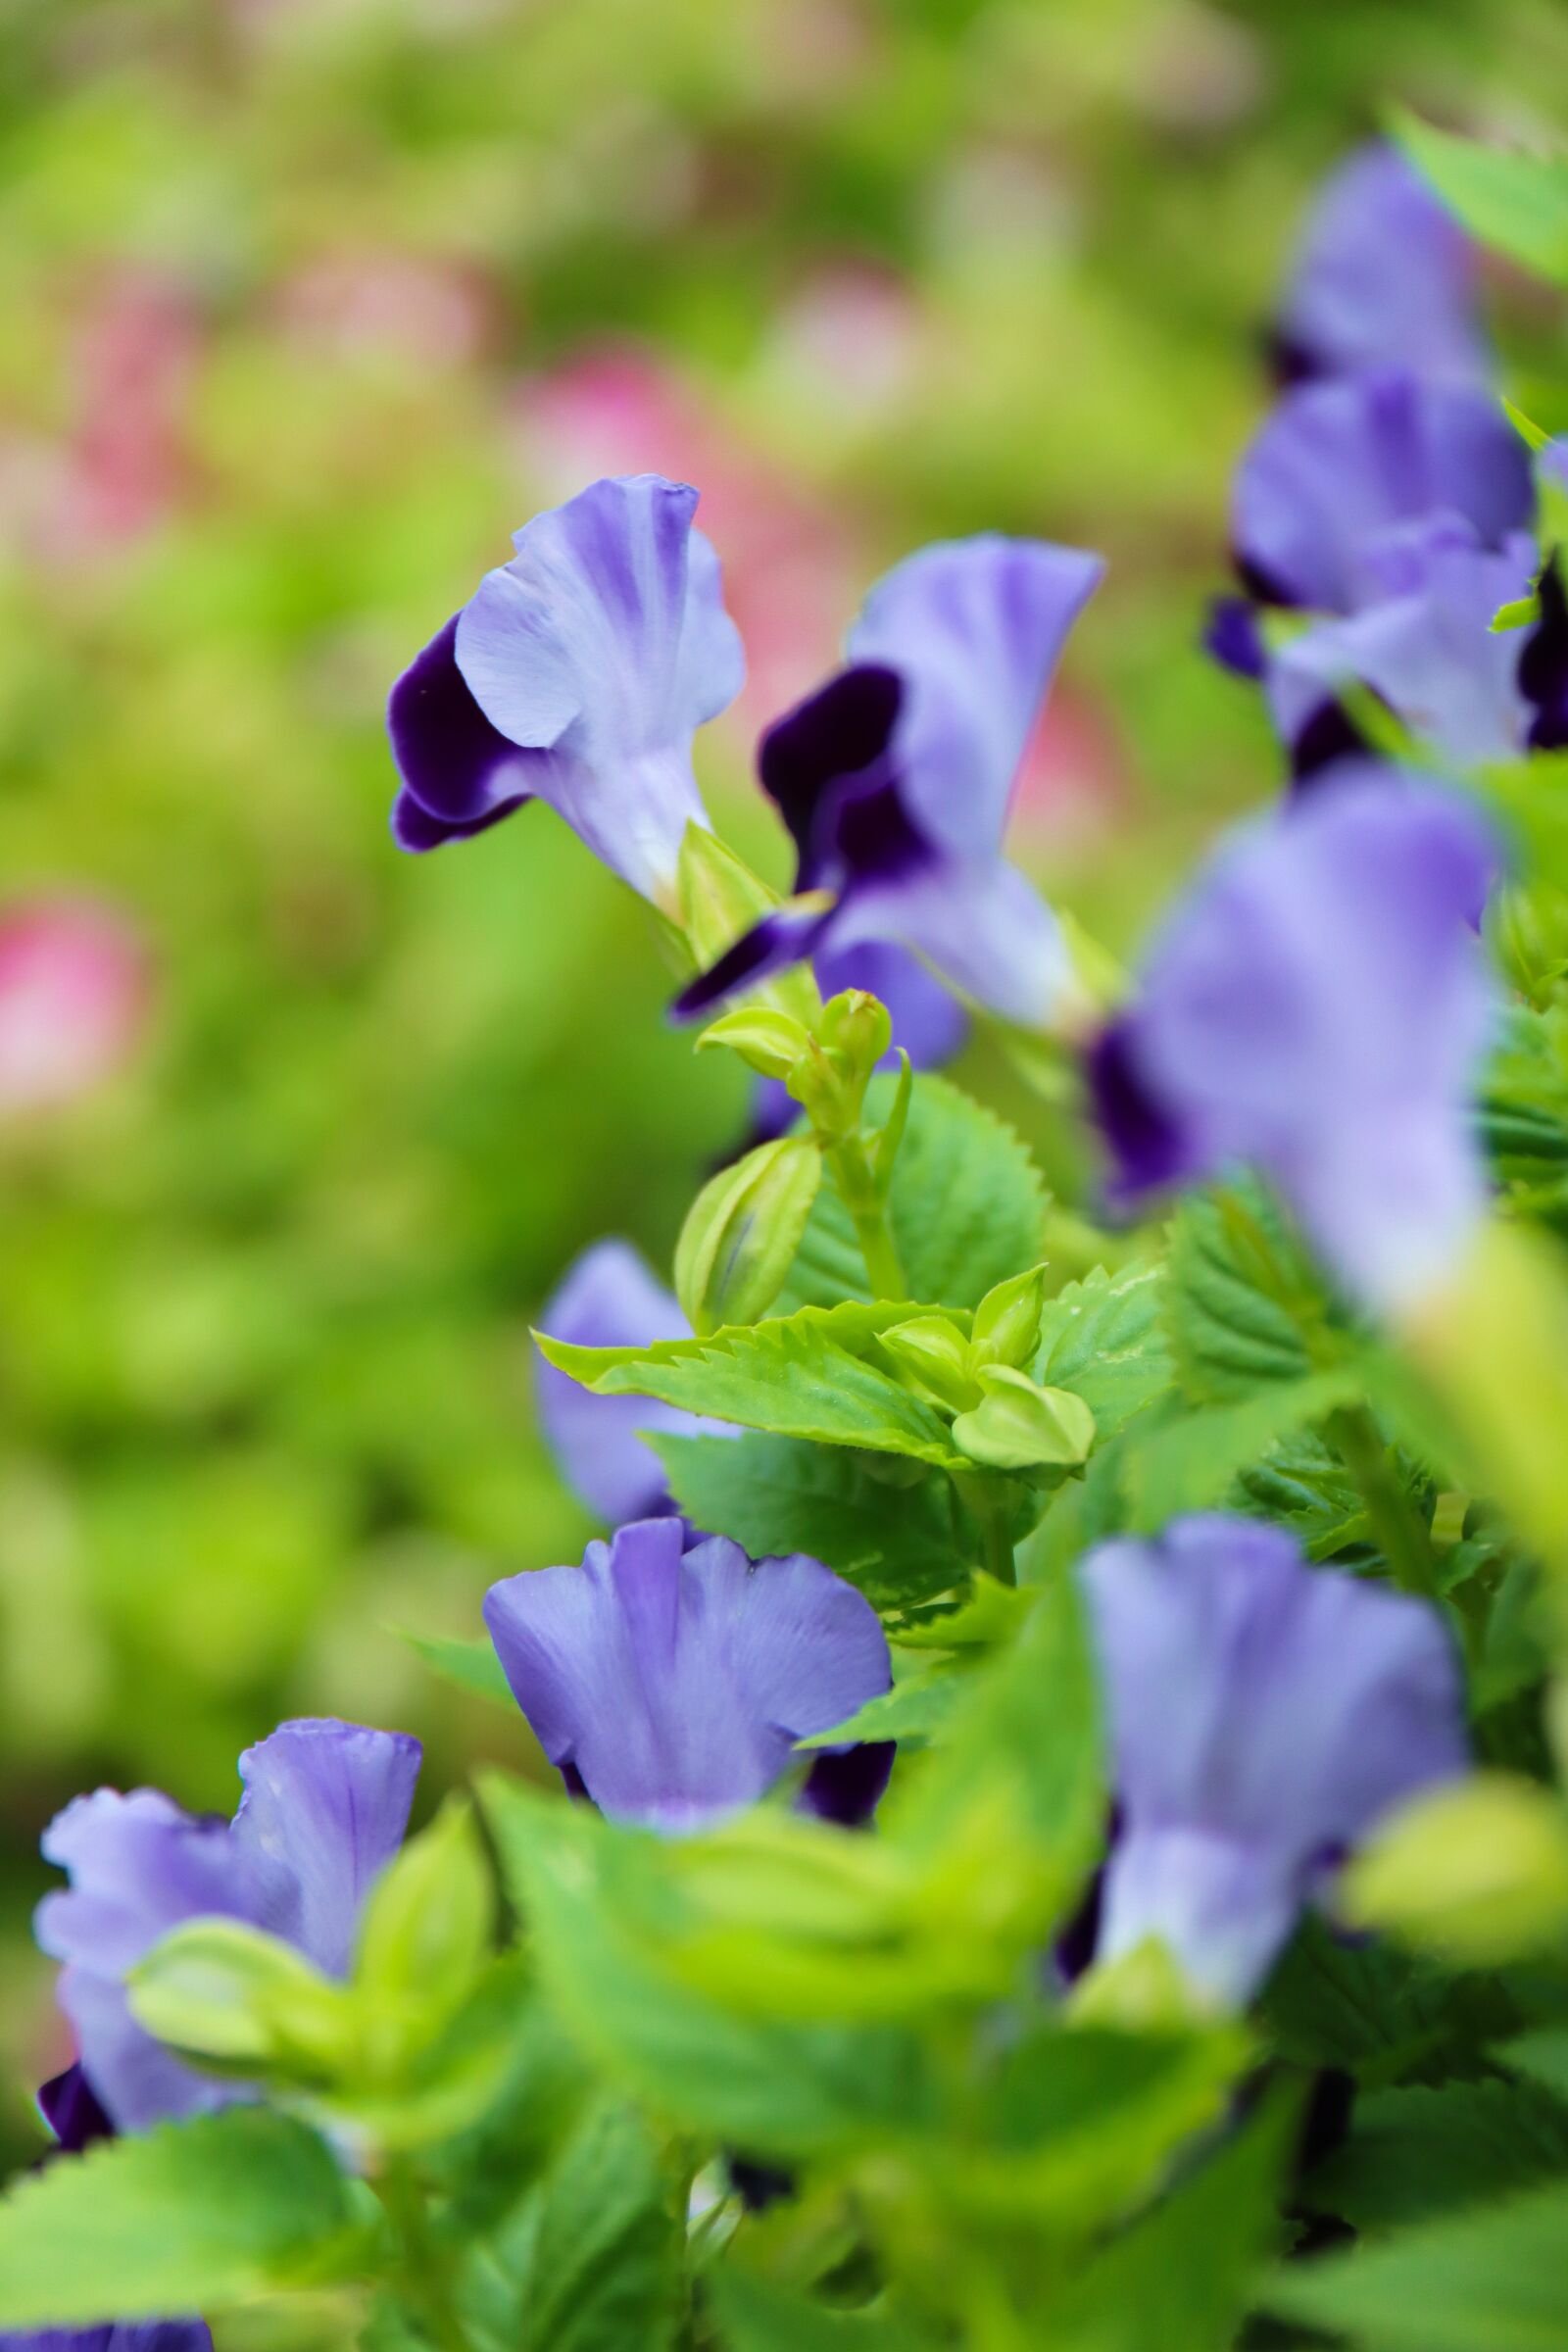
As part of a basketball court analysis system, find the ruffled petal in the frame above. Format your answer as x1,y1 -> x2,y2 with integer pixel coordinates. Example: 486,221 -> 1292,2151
387,614 -> 541,844
230,1719 -> 421,1978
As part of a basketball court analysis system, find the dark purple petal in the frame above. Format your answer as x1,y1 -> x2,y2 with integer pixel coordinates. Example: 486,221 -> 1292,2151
1202,596 -> 1267,681
0,2328 -> 212,2352
1086,1018 -> 1198,1201
533,1240 -> 736,1524
759,664 -> 904,887
36,2065 -> 112,2156
799,1741 -> 896,1827
387,615 -> 540,844
1274,143 -> 1490,389
229,1720 -> 421,1979
1522,554 -> 1568,751
1080,1514 -> 1468,2004
671,904 -> 831,1021
1234,369 -> 1535,615
483,1519 -> 891,1835
1094,767 -> 1501,1312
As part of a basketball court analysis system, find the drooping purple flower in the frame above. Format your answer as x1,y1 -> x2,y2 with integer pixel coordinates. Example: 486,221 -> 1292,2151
1271,143 -> 1490,389
675,534 -> 1103,1027
389,474 -> 745,904
1233,369 -> 1534,614
1089,766 -> 1501,1315
534,1241 -> 737,1525
483,1516 -> 893,1835
34,1719 -> 420,2134
1080,1514 -> 1468,2005
1264,521 -> 1538,769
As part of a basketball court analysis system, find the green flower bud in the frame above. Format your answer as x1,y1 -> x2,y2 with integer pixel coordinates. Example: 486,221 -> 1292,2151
675,1135 -> 822,1337
695,1004 -> 812,1082
127,1919 -> 351,2082
878,1313 -> 980,1412
817,988 -> 893,1073
787,990 -> 893,1141
952,1368 -> 1095,1470
1342,1772 -> 1568,1966
971,1265 -> 1048,1369
675,825 -> 820,1024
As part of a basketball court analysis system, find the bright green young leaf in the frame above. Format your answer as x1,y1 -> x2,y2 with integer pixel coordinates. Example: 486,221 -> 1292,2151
706,2271 -> 940,2351
1032,1259 -> 1173,1438
1394,109 -> 1568,283
0,2110 -> 359,2328
127,1918 -> 349,2080
395,1625 -> 514,1708
779,1073 -> 1049,1312
653,1431 -> 966,1614
1264,2180 -> 1568,2351
355,1794 -> 493,2023
537,1300 -> 967,1467
795,1655 -> 972,1749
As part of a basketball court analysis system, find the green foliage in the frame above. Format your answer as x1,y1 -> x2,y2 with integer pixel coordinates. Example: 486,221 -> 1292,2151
675,1136 -> 823,1337
1165,1185 -> 1325,1402
1266,2180 -> 1568,2350
1394,109 -> 1568,281
1033,1259 -> 1175,1437
0,2110 -> 359,2327
707,2272 -> 939,2351
1304,2078 -> 1568,2230
779,1074 -> 1049,1313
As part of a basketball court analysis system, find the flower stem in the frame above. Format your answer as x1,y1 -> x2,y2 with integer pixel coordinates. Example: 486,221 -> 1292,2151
954,1472 -> 1018,1586
1328,1403 -> 1440,1600
827,1134 -> 907,1299
379,2157 -> 468,2352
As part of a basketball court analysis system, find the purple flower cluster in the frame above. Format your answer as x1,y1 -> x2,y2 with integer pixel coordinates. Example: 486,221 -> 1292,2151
1213,142 -> 1565,775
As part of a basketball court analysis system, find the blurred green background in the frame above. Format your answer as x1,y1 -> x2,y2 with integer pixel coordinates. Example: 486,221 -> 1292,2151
1,0 -> 1564,2153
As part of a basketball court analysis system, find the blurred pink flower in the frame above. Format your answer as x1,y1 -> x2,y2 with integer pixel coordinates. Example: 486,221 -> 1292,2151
1007,683 -> 1129,854
0,899 -> 150,1113
274,250 -> 494,371
43,267 -> 201,560
513,344 -> 859,729
766,263 -> 921,417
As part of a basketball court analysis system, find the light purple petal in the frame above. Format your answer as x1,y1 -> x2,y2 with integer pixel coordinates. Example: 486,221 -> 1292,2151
849,536 -> 1104,860
51,1966 -> 230,2135
533,1241 -> 737,1524
453,475 -> 745,901
1082,1513 -> 1468,2003
1097,766 -> 1500,1313
1234,369 -> 1534,613
1266,526 -> 1536,767
1275,143 -> 1490,387
36,1791 -> 254,1983
483,1519 -> 891,1834
229,1719 -> 421,1978
832,857 -> 1073,1029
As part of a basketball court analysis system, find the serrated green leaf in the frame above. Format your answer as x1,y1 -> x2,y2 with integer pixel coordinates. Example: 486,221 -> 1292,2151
1166,1184 -> 1325,1402
1305,2079 -> 1568,2231
797,1657 -> 970,1749
652,1432 -> 965,1613
0,2109 -> 358,2328
396,1625 -> 514,1708
779,1073 -> 1048,1312
1120,1366 -> 1364,1533
465,2096 -> 681,2352
1259,1913 -> 1513,2086
1265,2180 -> 1568,2350
537,1300 -> 966,1467
1503,2029 -> 1568,2103
1394,109 -> 1568,283
1033,1259 -> 1174,1438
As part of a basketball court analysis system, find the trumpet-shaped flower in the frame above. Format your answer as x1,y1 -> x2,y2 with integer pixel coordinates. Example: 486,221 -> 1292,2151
675,534 -> 1103,1027
484,1516 -> 893,1835
389,474 -> 744,903
34,1720 -> 420,2134
1089,766 -> 1500,1315
1080,1514 -> 1468,2005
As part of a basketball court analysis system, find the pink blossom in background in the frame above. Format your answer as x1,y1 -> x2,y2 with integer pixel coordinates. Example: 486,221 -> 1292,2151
274,250 -> 494,372
0,900 -> 150,1114
1007,682 -> 1129,855
41,267 -> 201,561
512,345 -> 859,729
765,262 -> 921,419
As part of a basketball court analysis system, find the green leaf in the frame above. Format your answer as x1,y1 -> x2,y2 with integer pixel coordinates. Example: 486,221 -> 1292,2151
0,2109 -> 358,2328
1265,2180 -> 1568,2350
707,2272 -> 939,2351
465,2096 -> 681,2352
1503,2028 -> 1568,2103
1305,2079 -> 1568,2231
1033,1259 -> 1174,1438
1260,1914 -> 1515,2087
797,1657 -> 971,1749
396,1625 -> 514,1708
537,1299 -> 966,1468
779,1074 -> 1048,1312
1120,1366 -> 1364,1532
1394,109 -> 1568,282
1166,1184 -> 1325,1402
480,1773 -> 932,2156
652,1432 -> 965,1613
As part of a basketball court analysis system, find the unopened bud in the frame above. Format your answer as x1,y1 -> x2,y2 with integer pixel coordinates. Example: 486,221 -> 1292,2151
971,1266 -> 1048,1370
878,1314 -> 979,1413
675,1136 -> 822,1337
952,1369 -> 1095,1470
696,1005 -> 811,1082
1342,1773 -> 1568,1966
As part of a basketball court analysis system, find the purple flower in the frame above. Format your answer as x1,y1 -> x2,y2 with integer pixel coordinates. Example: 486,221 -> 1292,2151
1271,143 -> 1490,389
483,1516 -> 893,1835
389,474 -> 744,904
534,1241 -> 738,1524
1233,368 -> 1533,614
1089,766 -> 1500,1315
1080,1514 -> 1468,2005
675,534 -> 1103,1027
1265,521 -> 1538,769
34,1719 -> 420,2134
